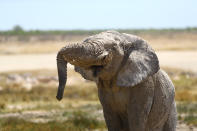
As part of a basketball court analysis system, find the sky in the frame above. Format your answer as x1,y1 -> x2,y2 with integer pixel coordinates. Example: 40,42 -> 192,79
0,0 -> 197,30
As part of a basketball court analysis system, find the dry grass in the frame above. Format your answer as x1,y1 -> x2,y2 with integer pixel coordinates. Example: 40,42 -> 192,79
163,67 -> 197,126
0,33 -> 197,55
176,90 -> 197,102
0,42 -> 66,55
0,69 -> 104,130
0,112 -> 106,131
0,67 -> 197,129
0,32 -> 196,130
172,74 -> 197,102
141,33 -> 197,51
162,67 -> 197,102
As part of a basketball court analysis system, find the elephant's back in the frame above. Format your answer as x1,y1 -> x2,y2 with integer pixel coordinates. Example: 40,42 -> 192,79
147,69 -> 175,129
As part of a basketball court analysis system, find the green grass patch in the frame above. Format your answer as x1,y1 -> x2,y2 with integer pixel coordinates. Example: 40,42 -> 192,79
177,102 -> 197,126
178,114 -> 197,126
177,102 -> 197,114
183,115 -> 197,126
0,111 -> 106,131
173,75 -> 197,90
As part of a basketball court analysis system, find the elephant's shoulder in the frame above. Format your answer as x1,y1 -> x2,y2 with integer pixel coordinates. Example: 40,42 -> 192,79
154,69 -> 174,88
147,70 -> 175,128
153,69 -> 175,100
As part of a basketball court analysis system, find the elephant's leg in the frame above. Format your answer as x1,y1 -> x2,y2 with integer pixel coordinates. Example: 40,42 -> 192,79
162,102 -> 177,131
127,80 -> 154,131
102,107 -> 123,131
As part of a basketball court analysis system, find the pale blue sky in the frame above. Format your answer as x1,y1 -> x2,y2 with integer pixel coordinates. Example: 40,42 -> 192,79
0,0 -> 197,30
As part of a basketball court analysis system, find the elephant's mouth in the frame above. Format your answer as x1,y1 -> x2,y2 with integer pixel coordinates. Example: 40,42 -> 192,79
90,65 -> 104,77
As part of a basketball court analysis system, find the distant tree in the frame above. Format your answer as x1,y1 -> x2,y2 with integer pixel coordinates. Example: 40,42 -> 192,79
13,25 -> 23,32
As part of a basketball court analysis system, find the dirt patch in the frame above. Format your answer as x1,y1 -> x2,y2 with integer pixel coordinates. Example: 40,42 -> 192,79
0,51 -> 197,73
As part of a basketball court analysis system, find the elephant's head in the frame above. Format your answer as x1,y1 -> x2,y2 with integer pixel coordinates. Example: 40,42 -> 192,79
56,31 -> 160,100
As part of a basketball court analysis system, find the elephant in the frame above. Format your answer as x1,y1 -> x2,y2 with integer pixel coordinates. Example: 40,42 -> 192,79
56,30 -> 177,131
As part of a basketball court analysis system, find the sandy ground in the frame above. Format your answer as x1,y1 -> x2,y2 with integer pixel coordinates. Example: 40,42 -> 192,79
157,51 -> 197,72
0,51 -> 197,73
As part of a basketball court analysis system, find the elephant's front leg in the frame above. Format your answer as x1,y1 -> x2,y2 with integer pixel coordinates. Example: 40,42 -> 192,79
127,82 -> 154,131
98,89 -> 124,131
102,106 -> 124,131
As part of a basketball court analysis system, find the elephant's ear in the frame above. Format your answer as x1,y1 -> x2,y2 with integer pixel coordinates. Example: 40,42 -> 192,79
116,40 -> 160,87
74,66 -> 98,82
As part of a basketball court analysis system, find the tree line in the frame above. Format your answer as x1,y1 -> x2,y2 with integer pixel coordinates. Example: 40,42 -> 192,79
0,25 -> 197,36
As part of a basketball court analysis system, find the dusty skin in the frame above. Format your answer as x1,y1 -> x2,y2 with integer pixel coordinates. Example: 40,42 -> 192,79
0,51 -> 197,73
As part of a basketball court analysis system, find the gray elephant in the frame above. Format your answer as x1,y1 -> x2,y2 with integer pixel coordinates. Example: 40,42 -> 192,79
56,31 -> 177,131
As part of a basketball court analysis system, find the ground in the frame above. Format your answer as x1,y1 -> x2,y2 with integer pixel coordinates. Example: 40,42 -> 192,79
0,32 -> 197,130
0,60 -> 197,130
0,51 -> 197,72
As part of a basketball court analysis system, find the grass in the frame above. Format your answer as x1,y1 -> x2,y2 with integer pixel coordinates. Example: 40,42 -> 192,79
0,84 -> 98,102
0,68 -> 197,130
172,75 -> 197,102
167,69 -> 197,126
183,115 -> 197,126
177,102 -> 197,126
1,28 -> 197,36
162,67 -> 197,102
0,30 -> 197,130
0,42 -> 66,55
0,31 -> 197,55
0,71 -> 104,130
177,102 -> 197,114
0,111 -> 106,131
0,79 -> 104,130
0,85 -> 99,113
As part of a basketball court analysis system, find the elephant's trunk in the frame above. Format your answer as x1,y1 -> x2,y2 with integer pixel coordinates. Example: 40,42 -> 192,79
56,42 -> 105,101
56,52 -> 67,101
59,42 -> 104,67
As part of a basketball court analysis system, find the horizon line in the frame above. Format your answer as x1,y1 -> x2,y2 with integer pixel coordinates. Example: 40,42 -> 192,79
1,26 -> 197,32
